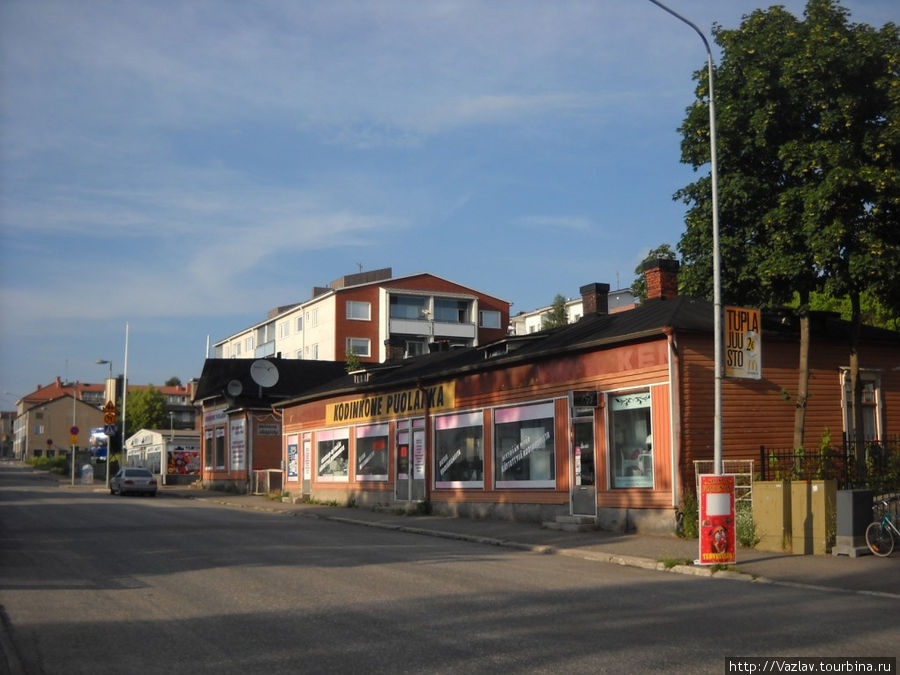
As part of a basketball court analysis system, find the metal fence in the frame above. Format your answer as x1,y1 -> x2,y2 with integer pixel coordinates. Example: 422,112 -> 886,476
758,435 -> 900,495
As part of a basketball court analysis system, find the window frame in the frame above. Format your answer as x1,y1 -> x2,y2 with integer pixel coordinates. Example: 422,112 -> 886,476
479,310 -> 502,329
346,300 -> 372,321
434,411 -> 484,489
316,428 -> 349,482
355,423 -> 389,482
493,402 -> 556,489
346,337 -> 371,358
607,389 -> 654,489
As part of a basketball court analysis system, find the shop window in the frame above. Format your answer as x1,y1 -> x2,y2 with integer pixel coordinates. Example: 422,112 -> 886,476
355,424 -> 389,481
609,391 -> 653,488
215,427 -> 226,469
317,428 -> 349,482
494,402 -> 556,488
434,411 -> 483,488
286,434 -> 299,481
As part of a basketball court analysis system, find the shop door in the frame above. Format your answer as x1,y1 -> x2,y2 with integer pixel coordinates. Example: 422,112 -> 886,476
395,429 -> 411,501
571,419 -> 597,516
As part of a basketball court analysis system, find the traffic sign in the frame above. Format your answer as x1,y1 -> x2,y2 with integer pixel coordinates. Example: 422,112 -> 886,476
104,424 -> 116,435
104,412 -> 116,425
69,434 -> 78,445
70,425 -> 79,435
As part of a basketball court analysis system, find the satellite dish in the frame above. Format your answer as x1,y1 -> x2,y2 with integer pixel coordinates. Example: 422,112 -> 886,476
250,359 -> 279,388
226,379 -> 243,398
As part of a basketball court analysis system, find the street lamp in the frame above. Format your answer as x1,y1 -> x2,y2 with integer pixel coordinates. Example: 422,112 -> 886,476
648,0 -> 723,475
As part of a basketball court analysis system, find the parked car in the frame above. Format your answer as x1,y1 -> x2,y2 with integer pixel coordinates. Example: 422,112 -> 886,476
110,467 -> 157,497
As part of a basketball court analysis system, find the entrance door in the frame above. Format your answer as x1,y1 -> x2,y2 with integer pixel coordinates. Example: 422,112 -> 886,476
571,419 -> 597,516
395,428 -> 411,501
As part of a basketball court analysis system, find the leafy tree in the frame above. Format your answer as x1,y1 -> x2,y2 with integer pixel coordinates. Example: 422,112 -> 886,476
125,386 -> 167,432
345,349 -> 362,373
675,0 -> 900,457
165,376 -> 182,387
542,294 -> 569,329
631,244 -> 678,303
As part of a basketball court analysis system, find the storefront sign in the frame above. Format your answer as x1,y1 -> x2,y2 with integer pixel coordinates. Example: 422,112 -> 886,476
725,306 -> 761,379
698,474 -> 736,565
257,422 -> 280,436
326,382 -> 455,425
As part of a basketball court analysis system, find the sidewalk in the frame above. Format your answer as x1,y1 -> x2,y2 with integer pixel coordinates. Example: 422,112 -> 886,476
123,482 -> 900,599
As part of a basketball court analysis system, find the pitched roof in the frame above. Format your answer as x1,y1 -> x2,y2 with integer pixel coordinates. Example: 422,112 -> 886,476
276,296 -> 900,407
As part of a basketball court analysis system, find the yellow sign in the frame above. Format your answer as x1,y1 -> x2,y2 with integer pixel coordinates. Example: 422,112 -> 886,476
725,306 -> 762,380
326,382 -> 455,425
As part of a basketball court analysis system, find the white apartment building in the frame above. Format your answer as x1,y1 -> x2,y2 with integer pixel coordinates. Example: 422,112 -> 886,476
509,284 -> 636,335
213,268 -> 510,364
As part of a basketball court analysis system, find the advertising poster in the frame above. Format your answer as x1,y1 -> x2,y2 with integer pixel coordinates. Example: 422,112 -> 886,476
725,306 -> 762,379
699,474 -> 736,565
286,434 -> 299,481
230,419 -> 246,472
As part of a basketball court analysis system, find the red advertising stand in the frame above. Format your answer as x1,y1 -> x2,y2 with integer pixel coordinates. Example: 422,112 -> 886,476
698,474 -> 736,565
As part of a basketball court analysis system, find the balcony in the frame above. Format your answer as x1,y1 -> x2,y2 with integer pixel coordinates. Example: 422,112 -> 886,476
389,318 -> 476,340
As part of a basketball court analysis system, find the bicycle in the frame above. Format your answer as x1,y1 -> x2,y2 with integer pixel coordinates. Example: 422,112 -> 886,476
865,499 -> 900,557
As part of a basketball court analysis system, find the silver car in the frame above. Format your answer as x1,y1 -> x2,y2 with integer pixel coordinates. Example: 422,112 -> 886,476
110,467 -> 158,496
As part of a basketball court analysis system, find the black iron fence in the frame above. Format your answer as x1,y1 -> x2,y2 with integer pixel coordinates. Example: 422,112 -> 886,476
758,435 -> 900,495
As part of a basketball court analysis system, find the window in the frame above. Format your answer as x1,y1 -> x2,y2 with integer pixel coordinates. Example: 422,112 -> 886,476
278,321 -> 290,338
215,427 -> 226,469
296,316 -> 303,332
494,402 -> 556,488
204,430 -> 213,469
434,411 -> 483,488
434,298 -> 468,323
841,369 -> 882,440
346,301 -> 371,321
245,337 -> 254,351
390,294 -> 427,320
479,310 -> 501,329
609,391 -> 653,488
311,344 -> 319,360
355,424 -> 389,481
346,338 -> 371,358
405,340 -> 427,358
235,342 -> 242,356
317,428 -> 349,482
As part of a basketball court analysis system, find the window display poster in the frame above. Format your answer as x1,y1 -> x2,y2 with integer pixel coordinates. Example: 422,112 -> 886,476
302,438 -> 311,481
725,306 -> 761,379
230,419 -> 246,471
413,432 -> 425,480
699,474 -> 736,565
287,434 -> 299,480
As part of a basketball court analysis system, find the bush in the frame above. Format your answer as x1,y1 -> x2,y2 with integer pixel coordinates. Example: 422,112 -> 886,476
678,490 -> 699,539
735,501 -> 760,548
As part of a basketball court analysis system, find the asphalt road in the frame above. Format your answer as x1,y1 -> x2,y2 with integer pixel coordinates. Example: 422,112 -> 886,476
1,465 -> 897,674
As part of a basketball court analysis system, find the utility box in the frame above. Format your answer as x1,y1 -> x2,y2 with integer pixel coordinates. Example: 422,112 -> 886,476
752,481 -> 791,552
832,489 -> 873,557
790,480 -> 837,555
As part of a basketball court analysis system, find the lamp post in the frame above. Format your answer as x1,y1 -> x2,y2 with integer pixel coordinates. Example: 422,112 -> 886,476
96,358 -> 113,486
648,0 -> 723,475
169,412 -> 175,441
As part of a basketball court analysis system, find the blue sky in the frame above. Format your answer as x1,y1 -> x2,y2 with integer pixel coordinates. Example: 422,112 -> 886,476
1,0 -> 896,402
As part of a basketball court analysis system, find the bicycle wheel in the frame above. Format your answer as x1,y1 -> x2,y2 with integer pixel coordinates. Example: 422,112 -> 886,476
865,521 -> 894,557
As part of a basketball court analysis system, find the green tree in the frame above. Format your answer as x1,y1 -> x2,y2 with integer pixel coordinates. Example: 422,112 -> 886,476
165,376 -> 182,387
631,244 -> 678,303
675,0 -> 900,455
126,386 -> 167,432
542,294 -> 569,330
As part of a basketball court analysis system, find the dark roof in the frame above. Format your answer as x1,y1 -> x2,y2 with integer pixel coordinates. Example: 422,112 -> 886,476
275,295 -> 900,408
194,358 -> 347,406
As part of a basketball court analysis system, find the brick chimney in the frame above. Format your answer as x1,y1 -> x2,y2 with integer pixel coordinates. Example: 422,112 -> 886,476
579,282 -> 610,315
642,259 -> 680,301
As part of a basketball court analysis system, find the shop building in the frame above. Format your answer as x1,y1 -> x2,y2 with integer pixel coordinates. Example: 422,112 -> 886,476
274,261 -> 900,533
193,358 -> 347,493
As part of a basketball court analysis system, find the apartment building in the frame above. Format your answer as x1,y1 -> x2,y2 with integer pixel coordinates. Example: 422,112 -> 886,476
213,268 -> 510,364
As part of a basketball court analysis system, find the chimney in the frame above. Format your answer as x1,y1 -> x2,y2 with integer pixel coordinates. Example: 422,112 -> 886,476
642,259 -> 680,301
579,282 -> 610,315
